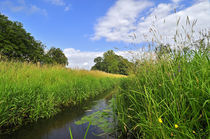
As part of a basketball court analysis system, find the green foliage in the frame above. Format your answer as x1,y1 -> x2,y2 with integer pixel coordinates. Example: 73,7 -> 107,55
0,13 -> 68,66
75,99 -> 115,134
0,62 -> 121,134
114,42 -> 210,138
91,50 -> 134,75
46,47 -> 68,65
0,13 -> 45,63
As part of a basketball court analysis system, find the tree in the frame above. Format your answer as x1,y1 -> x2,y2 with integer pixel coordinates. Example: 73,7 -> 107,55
0,13 -> 45,63
91,50 -> 134,75
0,13 -> 68,66
91,57 -> 104,70
46,47 -> 68,66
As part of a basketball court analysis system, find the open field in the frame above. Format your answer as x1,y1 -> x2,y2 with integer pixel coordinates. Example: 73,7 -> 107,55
0,61 -> 123,133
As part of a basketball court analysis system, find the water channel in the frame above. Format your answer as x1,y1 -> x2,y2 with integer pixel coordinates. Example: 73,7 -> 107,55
0,92 -> 115,139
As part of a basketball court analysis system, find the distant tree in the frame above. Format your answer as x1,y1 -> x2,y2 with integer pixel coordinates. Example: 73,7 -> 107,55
94,56 -> 103,63
91,50 -> 134,75
46,47 -> 68,66
91,57 -> 104,70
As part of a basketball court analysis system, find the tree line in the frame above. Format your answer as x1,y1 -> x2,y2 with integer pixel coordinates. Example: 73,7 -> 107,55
0,13 -> 135,75
91,50 -> 134,75
0,13 -> 68,66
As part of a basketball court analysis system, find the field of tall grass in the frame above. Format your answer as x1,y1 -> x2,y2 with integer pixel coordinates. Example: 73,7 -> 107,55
0,61 -> 123,134
114,24 -> 210,138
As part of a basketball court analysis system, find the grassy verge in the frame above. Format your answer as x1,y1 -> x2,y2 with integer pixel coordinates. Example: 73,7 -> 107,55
115,47 -> 209,138
0,61 -> 123,134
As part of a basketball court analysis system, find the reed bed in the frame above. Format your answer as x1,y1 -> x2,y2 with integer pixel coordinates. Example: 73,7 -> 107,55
0,61 -> 121,133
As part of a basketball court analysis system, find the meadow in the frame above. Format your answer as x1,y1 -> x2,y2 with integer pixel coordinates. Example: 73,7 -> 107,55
0,61 -> 123,134
0,16 -> 209,138
114,42 -> 209,138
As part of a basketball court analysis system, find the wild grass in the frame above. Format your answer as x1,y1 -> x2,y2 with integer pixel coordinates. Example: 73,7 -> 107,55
115,44 -> 209,139
114,20 -> 210,138
0,61 -> 122,134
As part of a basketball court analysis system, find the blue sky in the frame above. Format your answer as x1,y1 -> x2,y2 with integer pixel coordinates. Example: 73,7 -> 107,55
0,0 -> 209,69
0,0 -> 127,51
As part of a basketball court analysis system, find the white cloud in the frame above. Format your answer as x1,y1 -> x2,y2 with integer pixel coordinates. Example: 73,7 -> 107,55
140,0 -> 210,46
92,0 -> 210,44
0,0 -> 47,16
63,48 -> 142,70
64,48 -> 103,70
92,0 -> 153,42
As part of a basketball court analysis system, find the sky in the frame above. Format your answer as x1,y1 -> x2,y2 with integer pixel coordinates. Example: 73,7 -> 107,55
0,0 -> 210,69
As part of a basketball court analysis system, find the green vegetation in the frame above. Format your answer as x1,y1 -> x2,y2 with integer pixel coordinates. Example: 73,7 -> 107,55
45,47 -> 68,66
0,11 -> 209,139
114,37 -> 210,138
75,96 -> 115,135
0,61 -> 122,134
69,122 -> 91,139
91,50 -> 134,75
0,13 -> 67,65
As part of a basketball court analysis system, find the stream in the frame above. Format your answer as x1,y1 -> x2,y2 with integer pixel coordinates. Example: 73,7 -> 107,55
0,92 -> 115,139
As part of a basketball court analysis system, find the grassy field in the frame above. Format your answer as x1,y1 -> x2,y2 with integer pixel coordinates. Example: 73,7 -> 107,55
0,61 -> 123,133
115,45 -> 209,138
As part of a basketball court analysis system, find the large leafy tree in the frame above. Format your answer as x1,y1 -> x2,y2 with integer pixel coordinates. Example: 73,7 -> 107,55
46,47 -> 68,66
91,50 -> 134,75
0,13 -> 68,66
0,13 -> 45,62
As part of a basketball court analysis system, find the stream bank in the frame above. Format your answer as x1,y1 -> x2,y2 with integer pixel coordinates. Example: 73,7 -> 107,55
0,91 -> 116,139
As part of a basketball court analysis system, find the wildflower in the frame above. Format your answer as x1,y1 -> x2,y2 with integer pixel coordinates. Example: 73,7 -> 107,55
193,130 -> 196,134
175,124 -> 179,128
158,118 -> 163,123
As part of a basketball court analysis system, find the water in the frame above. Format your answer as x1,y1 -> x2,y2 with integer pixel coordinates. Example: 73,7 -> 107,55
0,93 -> 115,139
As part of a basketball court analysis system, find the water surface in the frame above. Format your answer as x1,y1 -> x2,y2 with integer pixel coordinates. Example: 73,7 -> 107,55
0,93 -> 115,139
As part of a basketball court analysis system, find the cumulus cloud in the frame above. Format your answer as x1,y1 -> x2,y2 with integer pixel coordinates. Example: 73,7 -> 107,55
141,0 -> 210,46
0,0 -> 47,16
92,0 -> 153,42
63,48 -> 143,70
64,48 -> 103,70
92,0 -> 210,44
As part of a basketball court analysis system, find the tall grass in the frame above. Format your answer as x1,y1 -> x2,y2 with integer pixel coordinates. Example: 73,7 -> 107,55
115,45 -> 209,138
114,22 -> 210,138
0,62 -> 122,134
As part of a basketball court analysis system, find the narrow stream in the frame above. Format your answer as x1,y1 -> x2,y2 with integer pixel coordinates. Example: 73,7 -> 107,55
0,92 -> 115,139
